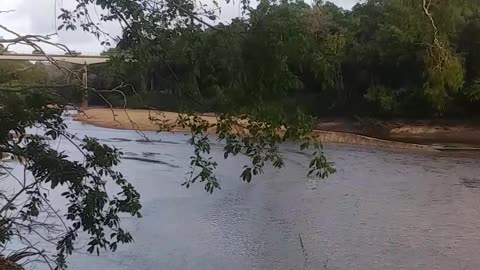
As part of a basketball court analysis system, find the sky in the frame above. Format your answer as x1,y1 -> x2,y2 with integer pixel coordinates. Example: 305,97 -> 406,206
0,0 -> 360,54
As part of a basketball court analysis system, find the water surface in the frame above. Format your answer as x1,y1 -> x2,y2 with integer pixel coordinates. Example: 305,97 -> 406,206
20,118 -> 480,269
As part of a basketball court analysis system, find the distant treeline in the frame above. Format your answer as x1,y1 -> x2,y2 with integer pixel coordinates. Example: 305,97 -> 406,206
6,0 -> 480,118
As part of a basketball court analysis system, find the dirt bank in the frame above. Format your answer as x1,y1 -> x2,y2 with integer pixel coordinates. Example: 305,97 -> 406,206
311,130 -> 433,151
74,108 -> 434,151
316,118 -> 480,147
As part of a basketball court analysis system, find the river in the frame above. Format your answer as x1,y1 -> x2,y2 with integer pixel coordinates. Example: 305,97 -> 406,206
14,117 -> 480,269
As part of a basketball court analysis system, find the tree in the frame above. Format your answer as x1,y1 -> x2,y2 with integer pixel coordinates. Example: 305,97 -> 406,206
0,24 -> 143,270
0,91 -> 141,269
0,18 -> 137,269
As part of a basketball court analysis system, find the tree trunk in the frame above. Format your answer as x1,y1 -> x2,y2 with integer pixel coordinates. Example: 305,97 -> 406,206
150,74 -> 155,92
140,73 -> 147,92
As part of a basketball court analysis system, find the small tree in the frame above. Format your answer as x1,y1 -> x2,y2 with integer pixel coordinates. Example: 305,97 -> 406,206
0,23 -> 142,269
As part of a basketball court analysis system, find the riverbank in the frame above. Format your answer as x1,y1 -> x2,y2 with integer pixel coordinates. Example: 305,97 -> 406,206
75,108 -> 215,132
316,118 -> 480,148
74,108 -> 439,151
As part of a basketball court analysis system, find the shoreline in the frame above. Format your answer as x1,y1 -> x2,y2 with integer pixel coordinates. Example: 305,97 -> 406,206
74,108 -> 436,151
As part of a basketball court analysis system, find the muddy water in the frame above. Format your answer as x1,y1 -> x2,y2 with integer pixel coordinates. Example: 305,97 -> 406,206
31,118 -> 480,269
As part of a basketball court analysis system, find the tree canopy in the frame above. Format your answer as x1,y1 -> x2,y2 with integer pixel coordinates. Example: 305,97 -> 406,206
66,0 -> 480,118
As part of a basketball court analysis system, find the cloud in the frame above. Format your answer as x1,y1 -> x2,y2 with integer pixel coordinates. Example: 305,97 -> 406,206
0,0 -> 360,54
0,0 -> 120,54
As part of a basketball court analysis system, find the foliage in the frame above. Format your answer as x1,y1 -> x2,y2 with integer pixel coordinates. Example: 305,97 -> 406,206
364,85 -> 397,116
0,61 -> 49,84
66,0 -> 480,117
0,89 -> 141,269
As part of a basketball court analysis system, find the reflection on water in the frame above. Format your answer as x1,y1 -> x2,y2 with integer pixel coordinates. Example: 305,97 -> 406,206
102,137 -> 134,142
20,118 -> 480,270
135,139 -> 183,145
460,177 -> 480,188
122,156 -> 180,167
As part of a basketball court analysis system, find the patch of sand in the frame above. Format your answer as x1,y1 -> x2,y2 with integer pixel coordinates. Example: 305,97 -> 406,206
74,108 -> 435,151
75,108 -> 218,132
390,126 -> 459,135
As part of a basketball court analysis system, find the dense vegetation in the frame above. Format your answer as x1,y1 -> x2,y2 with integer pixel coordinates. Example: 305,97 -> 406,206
12,0 -> 480,118
82,0 -> 480,118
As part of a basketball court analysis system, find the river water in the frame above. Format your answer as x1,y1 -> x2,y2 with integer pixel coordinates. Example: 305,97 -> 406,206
14,117 -> 480,269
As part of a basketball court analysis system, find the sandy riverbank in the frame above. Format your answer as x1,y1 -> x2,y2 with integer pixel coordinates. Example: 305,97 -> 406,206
75,108 -> 217,132
74,108 -> 437,151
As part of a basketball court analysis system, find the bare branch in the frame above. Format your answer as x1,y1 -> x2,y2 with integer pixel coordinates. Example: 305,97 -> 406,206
422,0 -> 442,50
89,83 -> 149,139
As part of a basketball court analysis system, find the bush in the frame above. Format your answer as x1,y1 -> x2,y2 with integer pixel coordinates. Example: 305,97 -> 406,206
364,85 -> 397,116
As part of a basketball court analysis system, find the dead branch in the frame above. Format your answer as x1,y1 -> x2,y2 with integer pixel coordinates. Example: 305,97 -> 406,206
0,24 -> 70,53
0,23 -> 79,81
